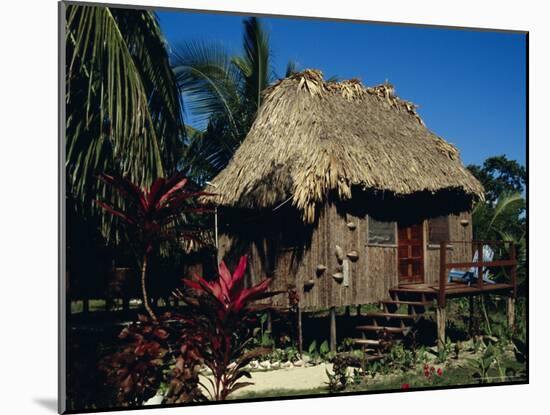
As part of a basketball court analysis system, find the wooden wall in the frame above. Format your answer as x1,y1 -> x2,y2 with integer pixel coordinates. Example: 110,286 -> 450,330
218,205 -> 473,310
424,211 -> 473,284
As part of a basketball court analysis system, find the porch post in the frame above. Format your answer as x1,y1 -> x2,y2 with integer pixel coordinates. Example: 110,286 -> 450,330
507,297 -> 516,331
330,307 -> 337,352
297,306 -> 303,356
468,296 -> 475,336
267,309 -> 273,332
436,306 -> 446,351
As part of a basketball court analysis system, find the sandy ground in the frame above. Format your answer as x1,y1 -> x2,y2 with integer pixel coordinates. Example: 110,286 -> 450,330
143,363 -> 334,404
201,363 -> 333,397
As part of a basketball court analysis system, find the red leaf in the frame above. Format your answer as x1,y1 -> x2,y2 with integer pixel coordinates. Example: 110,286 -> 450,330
95,200 -> 136,225
229,256 -> 248,299
218,260 -> 232,299
146,178 -> 166,209
233,278 -> 272,312
156,175 -> 188,208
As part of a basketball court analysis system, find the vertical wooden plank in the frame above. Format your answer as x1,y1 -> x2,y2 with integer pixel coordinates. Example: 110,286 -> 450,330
422,220 -> 430,282
439,242 -> 447,307
477,242 -> 484,289
468,296 -> 474,336
509,242 -> 517,298
297,306 -> 303,355
436,306 -> 446,351
330,307 -> 337,352
507,297 -> 516,330
267,310 -> 272,332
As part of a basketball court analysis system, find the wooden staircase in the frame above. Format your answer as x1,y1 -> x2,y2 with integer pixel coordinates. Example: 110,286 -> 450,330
352,288 -> 437,363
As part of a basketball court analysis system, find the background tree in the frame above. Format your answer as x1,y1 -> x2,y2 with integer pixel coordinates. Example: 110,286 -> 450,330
467,155 -> 526,287
173,17 -> 285,180
467,155 -> 526,241
467,155 -> 526,204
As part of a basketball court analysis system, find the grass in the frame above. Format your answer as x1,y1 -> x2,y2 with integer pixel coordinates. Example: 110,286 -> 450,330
355,355 -> 526,392
227,345 -> 526,401
231,387 -> 328,400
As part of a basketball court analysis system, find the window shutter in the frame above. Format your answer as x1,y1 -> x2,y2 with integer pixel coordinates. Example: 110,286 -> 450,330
428,216 -> 450,244
368,217 -> 396,244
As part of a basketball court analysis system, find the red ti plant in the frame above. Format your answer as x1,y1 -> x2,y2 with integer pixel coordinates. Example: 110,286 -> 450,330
96,172 -> 212,321
174,255 -> 280,400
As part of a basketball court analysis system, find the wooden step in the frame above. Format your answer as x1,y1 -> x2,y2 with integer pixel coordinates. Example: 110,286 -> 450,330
363,354 -> 385,362
390,287 -> 438,296
366,312 -> 417,320
352,339 -> 382,347
334,353 -> 385,367
381,300 -> 430,307
356,325 -> 410,334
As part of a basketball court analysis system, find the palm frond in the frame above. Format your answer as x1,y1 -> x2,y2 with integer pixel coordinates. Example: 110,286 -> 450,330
284,60 -> 299,78
172,40 -> 242,137
65,4 -> 183,239
233,17 -> 274,111
488,192 -> 525,230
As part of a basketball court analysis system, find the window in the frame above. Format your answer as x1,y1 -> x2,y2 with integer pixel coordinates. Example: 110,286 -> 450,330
428,216 -> 450,244
368,217 -> 396,245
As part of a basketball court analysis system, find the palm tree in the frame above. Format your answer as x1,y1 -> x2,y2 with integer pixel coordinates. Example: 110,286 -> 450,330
472,192 -> 526,286
472,192 -> 525,241
65,4 -> 184,236
172,17 -> 280,179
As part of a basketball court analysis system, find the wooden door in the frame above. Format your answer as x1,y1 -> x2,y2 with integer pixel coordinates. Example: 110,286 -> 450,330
398,223 -> 424,284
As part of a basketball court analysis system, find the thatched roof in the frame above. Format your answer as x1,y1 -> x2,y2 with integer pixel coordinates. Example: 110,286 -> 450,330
209,69 -> 484,223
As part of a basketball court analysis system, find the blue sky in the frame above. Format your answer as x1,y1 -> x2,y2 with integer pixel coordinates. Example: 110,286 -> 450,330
157,9 -> 526,167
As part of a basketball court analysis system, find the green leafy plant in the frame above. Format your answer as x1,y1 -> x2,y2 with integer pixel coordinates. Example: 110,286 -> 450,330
254,313 -> 274,348
337,338 -> 356,353
326,354 -> 352,392
436,339 -> 454,364
389,343 -> 415,371
308,340 -> 318,357
466,343 -> 498,384
319,340 -> 334,361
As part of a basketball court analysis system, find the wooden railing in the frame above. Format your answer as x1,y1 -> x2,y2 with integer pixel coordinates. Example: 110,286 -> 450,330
438,240 -> 518,307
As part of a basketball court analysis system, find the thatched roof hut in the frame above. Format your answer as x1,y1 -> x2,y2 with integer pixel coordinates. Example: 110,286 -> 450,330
210,69 -> 483,223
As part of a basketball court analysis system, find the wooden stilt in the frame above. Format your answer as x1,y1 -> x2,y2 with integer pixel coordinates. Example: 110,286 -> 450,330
330,307 -> 337,352
297,307 -> 303,356
468,296 -> 474,336
267,310 -> 273,333
436,306 -> 446,351
83,297 -> 89,315
356,304 -> 362,316
507,297 -> 516,330
345,306 -> 350,317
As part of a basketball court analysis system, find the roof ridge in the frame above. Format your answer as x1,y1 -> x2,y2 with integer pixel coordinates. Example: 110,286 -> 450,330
268,69 -> 424,125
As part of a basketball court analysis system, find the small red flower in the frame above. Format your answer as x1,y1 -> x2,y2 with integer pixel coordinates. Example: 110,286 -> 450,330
430,366 -> 435,372
424,370 -> 430,378
401,383 -> 410,390
437,368 -> 443,376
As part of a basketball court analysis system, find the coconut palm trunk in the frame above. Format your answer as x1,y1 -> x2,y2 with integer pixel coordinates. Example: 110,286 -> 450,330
140,253 -> 157,321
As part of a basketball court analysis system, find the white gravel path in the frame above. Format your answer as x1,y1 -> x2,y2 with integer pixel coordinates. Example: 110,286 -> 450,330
202,363 -> 333,397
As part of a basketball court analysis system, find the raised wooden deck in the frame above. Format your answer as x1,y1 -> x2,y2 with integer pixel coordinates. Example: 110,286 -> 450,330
359,240 -> 520,352
392,282 -> 515,298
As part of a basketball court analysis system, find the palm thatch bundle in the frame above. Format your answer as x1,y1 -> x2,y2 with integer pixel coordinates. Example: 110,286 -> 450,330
209,69 -> 484,223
